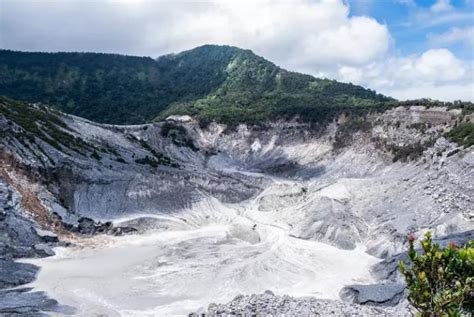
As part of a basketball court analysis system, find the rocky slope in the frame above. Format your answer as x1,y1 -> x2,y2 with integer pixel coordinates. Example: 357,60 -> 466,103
0,97 -> 473,315
189,290 -> 410,316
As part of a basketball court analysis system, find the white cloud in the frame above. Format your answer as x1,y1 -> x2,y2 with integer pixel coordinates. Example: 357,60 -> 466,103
294,16 -> 389,68
1,0 -> 389,69
393,0 -> 416,5
385,82 -> 474,101
336,49 -> 473,101
428,26 -> 474,47
405,0 -> 473,29
430,0 -> 453,12
416,49 -> 466,81
0,0 -> 472,102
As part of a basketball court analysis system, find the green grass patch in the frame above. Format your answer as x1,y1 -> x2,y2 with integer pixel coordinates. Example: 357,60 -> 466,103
445,122 -> 474,148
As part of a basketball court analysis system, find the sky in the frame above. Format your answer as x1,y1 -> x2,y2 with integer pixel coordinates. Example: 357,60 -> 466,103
0,0 -> 473,101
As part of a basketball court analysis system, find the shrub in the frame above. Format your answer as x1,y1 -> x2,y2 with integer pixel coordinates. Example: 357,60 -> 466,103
135,155 -> 159,167
333,117 -> 372,149
445,123 -> 474,148
160,122 -> 198,151
399,232 -> 474,316
388,139 -> 435,162
115,157 -> 126,163
90,151 -> 101,161
135,154 -> 178,168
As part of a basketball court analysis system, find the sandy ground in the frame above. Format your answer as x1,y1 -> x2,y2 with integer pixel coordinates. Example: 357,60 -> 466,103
24,195 -> 379,316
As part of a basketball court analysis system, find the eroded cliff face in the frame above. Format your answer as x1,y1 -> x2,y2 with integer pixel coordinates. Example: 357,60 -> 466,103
1,105 -> 472,253
0,104 -> 473,314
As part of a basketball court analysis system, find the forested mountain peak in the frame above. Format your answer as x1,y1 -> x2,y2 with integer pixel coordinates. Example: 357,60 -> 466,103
0,45 -> 391,125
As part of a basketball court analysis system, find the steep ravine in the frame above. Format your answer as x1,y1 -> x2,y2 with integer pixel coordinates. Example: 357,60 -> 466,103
0,102 -> 473,315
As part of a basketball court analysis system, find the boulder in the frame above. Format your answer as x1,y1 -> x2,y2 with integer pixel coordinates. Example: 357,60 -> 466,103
34,244 -> 55,257
77,217 -> 96,234
111,226 -> 138,236
33,228 -> 59,243
0,260 -> 38,289
0,287 -> 70,315
340,283 -> 405,306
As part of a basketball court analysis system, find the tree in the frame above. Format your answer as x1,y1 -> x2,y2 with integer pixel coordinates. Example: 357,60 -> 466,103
399,232 -> 474,316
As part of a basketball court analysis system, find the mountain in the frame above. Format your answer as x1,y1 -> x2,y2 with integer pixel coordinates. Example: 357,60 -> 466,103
1,95 -> 473,314
0,45 -> 392,125
1,46 -> 473,315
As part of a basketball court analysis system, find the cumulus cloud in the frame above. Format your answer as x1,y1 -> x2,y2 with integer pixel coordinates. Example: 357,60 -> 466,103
416,49 -> 466,80
428,26 -> 474,47
0,0 -> 472,101
0,0 -> 389,68
413,0 -> 473,28
293,16 -> 389,69
336,49 -> 473,101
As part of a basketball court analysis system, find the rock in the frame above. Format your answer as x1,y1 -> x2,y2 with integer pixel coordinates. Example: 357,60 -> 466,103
77,217 -> 97,234
189,291 -> 407,316
75,217 -> 136,236
371,252 -> 408,281
0,287 -> 73,316
33,244 -> 55,257
340,283 -> 405,306
97,221 -> 113,233
0,260 -> 38,289
33,228 -> 58,243
371,230 -> 474,281
111,226 -> 138,236
0,245 -> 37,261
1,100 -> 473,316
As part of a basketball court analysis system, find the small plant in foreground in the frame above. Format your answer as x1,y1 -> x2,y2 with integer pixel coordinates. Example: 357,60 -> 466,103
399,232 -> 473,316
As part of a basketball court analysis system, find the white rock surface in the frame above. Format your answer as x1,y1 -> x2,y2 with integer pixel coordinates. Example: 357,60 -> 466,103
2,105 -> 473,316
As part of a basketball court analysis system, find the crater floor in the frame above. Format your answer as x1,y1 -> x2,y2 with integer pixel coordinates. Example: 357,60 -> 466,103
24,181 -> 379,316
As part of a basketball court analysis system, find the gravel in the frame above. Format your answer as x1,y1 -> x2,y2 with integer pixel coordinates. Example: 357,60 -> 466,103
189,290 -> 411,316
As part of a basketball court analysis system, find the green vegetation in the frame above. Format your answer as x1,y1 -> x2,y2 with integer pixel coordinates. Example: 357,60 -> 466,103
388,140 -> 435,163
135,156 -> 159,167
0,95 -> 178,167
333,117 -> 372,149
0,96 -> 92,153
134,155 -> 177,168
90,151 -> 101,161
0,46 -> 243,124
399,232 -> 473,316
0,46 -> 391,126
445,122 -> 474,148
397,99 -> 474,115
156,48 -> 392,126
125,134 -> 177,167
1,46 -> 472,127
134,137 -> 178,167
115,157 -> 126,164
160,122 -> 198,151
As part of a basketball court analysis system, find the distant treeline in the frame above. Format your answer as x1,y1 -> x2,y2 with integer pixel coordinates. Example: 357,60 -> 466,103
0,46 -> 472,126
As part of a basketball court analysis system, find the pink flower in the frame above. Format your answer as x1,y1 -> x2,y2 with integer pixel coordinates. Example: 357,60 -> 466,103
448,241 -> 457,249
407,234 -> 415,242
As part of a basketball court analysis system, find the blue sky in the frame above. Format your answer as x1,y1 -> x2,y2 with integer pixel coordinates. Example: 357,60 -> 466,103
1,0 -> 473,101
348,0 -> 474,58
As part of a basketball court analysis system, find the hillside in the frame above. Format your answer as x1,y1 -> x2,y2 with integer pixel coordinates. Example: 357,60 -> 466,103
1,96 -> 473,315
0,45 -> 393,125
